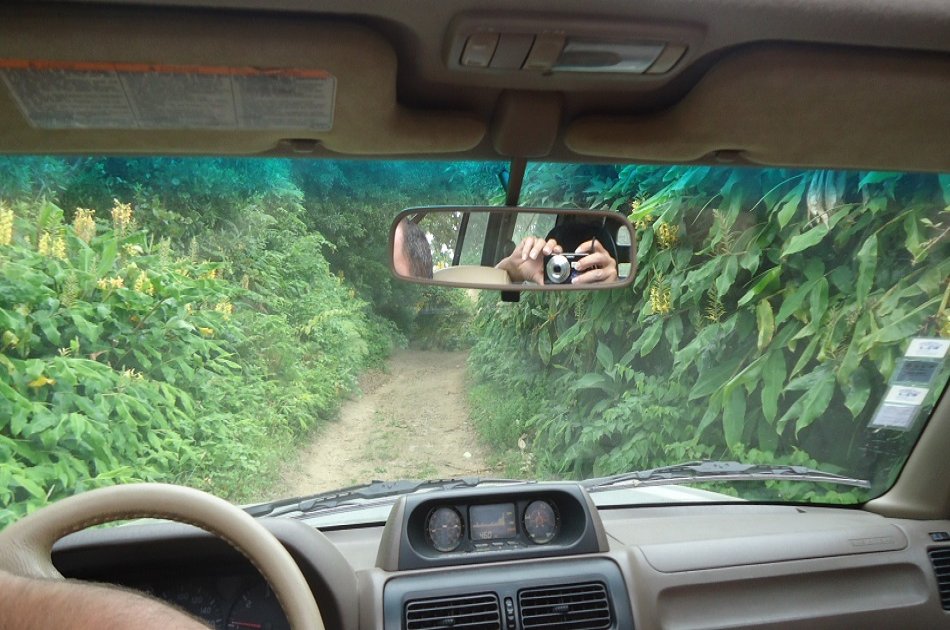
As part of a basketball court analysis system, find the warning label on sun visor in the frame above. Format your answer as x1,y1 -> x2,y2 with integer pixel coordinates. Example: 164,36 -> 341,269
0,60 -> 336,131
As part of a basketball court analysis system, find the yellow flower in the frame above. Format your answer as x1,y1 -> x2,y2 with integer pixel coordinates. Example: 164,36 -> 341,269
111,199 -> 133,235
0,206 -> 14,246
97,276 -> 125,291
133,270 -> 154,295
198,327 -> 214,337
52,235 -> 67,260
649,277 -> 672,315
28,375 -> 56,389
73,208 -> 97,243
214,301 -> 233,319
121,368 -> 143,381
656,223 -> 680,249
37,231 -> 52,256
123,244 -> 143,257
2,330 -> 19,349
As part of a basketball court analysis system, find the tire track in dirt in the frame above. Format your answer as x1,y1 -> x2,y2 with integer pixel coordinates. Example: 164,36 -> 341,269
282,350 -> 495,496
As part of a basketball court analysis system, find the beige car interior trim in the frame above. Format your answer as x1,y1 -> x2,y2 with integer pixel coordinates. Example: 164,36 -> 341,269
868,382 -> 950,520
432,265 -> 512,284
0,6 -> 485,156
566,45 -> 950,172
0,483 -> 325,630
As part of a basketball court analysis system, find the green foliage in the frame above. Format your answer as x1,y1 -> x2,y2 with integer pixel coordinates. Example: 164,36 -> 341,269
0,178 -> 396,526
469,164 -> 949,502
411,287 -> 477,350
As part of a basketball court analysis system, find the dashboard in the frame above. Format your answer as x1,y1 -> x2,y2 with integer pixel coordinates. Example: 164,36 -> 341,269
50,483 -> 950,629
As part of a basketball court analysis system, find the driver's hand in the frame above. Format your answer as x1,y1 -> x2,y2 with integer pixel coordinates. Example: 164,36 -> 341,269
571,239 -> 618,285
495,236 -> 562,284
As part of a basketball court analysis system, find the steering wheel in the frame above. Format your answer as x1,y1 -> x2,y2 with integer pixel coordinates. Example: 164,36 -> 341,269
0,483 -> 325,629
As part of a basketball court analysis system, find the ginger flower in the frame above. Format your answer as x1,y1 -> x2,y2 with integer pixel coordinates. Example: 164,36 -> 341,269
133,270 -> 155,296
73,208 -> 97,243
111,199 -> 133,235
214,301 -> 233,319
37,231 -> 53,256
0,206 -> 14,246
52,235 -> 67,260
656,223 -> 680,249
649,277 -> 672,315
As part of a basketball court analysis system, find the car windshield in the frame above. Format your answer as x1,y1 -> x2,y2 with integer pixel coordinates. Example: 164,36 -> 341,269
1,157 -> 948,527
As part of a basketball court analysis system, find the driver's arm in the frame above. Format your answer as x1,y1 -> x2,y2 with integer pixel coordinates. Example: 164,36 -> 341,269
0,570 -> 210,630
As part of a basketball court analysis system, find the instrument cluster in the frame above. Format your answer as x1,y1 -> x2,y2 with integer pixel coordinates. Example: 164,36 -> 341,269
425,498 -> 561,553
379,483 -> 606,570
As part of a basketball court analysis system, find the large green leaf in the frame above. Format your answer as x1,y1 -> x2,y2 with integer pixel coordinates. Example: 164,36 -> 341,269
775,180 -> 806,229
854,235 -> 878,307
722,388 -> 747,446
756,299 -> 775,351
715,256 -> 739,297
738,266 -> 781,308
639,319 -> 663,357
776,368 -> 836,436
760,350 -> 786,424
689,354 -> 744,401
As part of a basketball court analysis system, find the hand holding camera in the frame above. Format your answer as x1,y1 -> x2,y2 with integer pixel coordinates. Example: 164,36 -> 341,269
498,236 -> 618,285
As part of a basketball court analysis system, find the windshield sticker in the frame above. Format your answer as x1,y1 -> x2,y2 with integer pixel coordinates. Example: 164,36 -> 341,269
883,385 -> 929,406
905,338 -> 950,360
869,404 -> 921,430
892,359 -> 941,386
867,337 -> 947,432
0,59 -> 336,131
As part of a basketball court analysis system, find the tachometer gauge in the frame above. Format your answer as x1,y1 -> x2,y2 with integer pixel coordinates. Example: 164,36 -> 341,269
523,500 -> 559,544
227,583 -> 289,630
426,506 -> 463,552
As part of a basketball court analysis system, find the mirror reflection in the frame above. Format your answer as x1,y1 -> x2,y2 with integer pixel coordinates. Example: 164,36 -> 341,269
391,207 -> 636,290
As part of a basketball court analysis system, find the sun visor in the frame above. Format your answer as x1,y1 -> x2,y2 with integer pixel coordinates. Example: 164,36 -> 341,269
0,6 -> 485,156
565,45 -> 950,173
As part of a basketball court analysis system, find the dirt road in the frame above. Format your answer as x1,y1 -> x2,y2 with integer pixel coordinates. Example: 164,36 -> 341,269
283,349 -> 494,495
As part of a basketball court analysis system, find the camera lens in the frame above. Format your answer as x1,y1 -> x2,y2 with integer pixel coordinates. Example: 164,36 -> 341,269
545,254 -> 572,284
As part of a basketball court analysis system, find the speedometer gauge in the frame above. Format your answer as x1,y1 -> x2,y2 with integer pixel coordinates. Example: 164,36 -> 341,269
523,500 -> 559,544
426,506 -> 463,552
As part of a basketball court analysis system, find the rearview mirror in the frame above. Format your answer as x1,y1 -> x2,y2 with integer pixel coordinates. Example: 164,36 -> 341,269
390,207 -> 636,291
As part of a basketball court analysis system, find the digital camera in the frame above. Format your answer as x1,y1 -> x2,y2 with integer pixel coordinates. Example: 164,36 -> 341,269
543,253 -> 585,284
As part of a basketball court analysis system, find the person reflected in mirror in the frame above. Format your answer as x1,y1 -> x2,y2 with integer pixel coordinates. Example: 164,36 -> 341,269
495,223 -> 618,285
392,218 -> 433,279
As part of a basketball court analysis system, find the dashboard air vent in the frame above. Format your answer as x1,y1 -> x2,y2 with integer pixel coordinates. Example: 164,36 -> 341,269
519,581 -> 612,629
405,592 -> 502,630
929,548 -> 950,610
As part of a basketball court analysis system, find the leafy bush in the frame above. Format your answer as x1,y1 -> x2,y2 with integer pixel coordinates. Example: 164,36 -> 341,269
469,165 -> 950,502
0,188 -> 395,526
411,286 -> 477,350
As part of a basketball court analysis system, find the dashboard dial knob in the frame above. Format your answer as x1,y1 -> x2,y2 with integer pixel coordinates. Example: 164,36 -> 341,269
426,507 -> 463,552
523,500 -> 559,544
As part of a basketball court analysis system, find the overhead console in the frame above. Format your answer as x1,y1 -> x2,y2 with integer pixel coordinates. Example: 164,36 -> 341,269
445,14 -> 702,78
376,484 -> 608,570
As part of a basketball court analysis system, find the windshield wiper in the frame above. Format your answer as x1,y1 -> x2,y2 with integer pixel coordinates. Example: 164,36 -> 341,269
583,460 -> 870,491
246,477 -> 529,518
